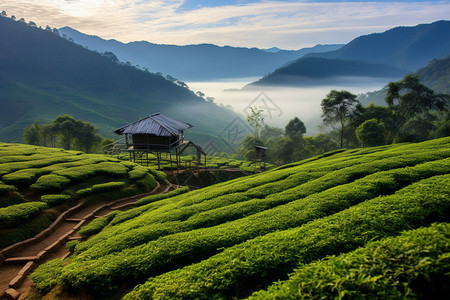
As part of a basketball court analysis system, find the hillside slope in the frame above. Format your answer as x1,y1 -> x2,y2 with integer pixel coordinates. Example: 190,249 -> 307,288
0,16 -> 238,145
247,57 -> 406,87
30,137 -> 450,299
358,55 -> 450,106
58,26 -> 343,81
307,20 -> 450,71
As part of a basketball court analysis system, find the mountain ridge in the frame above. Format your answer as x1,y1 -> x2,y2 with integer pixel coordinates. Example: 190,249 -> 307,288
0,16 -> 239,147
58,26 -> 343,81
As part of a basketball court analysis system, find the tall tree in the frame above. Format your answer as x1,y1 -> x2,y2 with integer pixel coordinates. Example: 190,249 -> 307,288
385,74 -> 449,143
246,107 -> 265,139
23,120 -> 41,145
285,117 -> 306,140
321,90 -> 362,148
355,118 -> 386,147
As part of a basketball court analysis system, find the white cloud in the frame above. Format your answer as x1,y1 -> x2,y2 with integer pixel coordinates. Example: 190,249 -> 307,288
2,1 -> 449,48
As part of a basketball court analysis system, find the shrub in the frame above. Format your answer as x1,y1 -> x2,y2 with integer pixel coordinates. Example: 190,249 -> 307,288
135,174 -> 157,191
91,182 -> 126,193
249,223 -> 450,299
76,188 -> 92,197
41,194 -> 71,206
78,211 -> 119,238
128,165 -> 150,181
0,202 -> 48,222
30,259 -> 66,293
135,186 -> 190,207
31,174 -> 71,192
0,181 -> 16,195
66,240 -> 80,253
122,175 -> 450,299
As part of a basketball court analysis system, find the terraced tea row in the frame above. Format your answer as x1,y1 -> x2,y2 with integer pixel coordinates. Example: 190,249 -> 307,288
0,143 -> 164,248
29,137 -> 450,298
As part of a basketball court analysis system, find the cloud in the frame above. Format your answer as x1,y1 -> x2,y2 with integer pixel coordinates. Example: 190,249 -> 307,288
2,1 -> 450,48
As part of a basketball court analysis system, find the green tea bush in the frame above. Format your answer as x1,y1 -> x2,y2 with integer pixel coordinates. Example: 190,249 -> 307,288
135,186 -> 190,207
41,194 -> 71,206
135,174 -> 157,191
2,168 -> 48,185
31,174 -> 71,192
0,202 -> 48,222
78,211 -> 119,238
128,165 -> 150,181
91,182 -> 126,193
66,240 -> 80,253
76,188 -> 92,197
30,259 -> 66,293
122,175 -> 450,299
0,181 -> 16,194
72,154 -> 450,261
249,223 -> 450,299
56,168 -> 449,294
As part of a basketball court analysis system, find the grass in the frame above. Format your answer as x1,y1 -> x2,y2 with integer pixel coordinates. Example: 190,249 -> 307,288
27,137 -> 450,299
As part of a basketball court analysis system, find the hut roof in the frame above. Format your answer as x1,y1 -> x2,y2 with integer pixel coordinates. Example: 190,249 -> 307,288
114,113 -> 193,137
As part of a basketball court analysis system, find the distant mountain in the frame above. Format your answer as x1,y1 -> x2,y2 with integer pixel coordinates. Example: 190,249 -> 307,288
0,16 -> 238,148
246,57 -> 407,88
58,26 -> 343,81
306,20 -> 450,71
359,55 -> 450,106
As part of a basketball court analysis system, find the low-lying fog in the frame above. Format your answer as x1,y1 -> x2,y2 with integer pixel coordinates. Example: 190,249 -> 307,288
188,77 -> 395,136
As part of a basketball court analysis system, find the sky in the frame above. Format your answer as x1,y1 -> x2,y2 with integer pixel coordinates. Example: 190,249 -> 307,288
2,0 -> 450,49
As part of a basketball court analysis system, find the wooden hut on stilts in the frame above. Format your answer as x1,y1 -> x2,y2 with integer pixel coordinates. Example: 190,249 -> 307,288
114,113 -> 206,171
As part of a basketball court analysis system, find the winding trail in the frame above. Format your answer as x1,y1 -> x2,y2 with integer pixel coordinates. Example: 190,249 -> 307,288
0,181 -> 171,300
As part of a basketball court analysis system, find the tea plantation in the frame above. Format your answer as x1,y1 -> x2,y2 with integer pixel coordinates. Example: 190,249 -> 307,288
26,137 -> 450,298
0,143 -> 164,248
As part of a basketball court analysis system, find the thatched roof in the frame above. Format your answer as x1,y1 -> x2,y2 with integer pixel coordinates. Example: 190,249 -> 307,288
114,113 -> 193,137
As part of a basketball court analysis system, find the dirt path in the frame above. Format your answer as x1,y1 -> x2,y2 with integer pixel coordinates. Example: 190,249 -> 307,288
0,182 -> 170,300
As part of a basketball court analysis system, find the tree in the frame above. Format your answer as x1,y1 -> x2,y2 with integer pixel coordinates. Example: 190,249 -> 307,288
23,120 -> 42,145
246,107 -> 265,138
285,117 -> 306,140
321,90 -> 361,148
355,118 -> 386,147
385,74 -> 449,143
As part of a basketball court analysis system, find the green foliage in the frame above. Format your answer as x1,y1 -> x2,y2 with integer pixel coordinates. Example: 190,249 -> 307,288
30,259 -> 66,293
78,211 -> 119,238
249,223 -> 450,299
23,114 -> 104,153
285,117 -> 306,139
0,202 -> 48,222
0,181 -> 16,194
76,187 -> 92,197
123,175 -> 450,299
41,194 -> 71,206
91,182 -> 126,193
66,240 -> 80,253
28,138 -> 450,298
135,186 -> 190,207
385,73 -> 449,143
31,174 -> 71,192
356,118 -> 386,147
321,90 -> 362,148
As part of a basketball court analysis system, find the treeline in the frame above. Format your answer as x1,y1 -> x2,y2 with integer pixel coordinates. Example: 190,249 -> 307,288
23,114 -> 110,153
241,74 -> 450,165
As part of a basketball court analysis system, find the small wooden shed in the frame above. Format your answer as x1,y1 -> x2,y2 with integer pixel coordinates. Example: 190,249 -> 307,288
114,113 -> 193,152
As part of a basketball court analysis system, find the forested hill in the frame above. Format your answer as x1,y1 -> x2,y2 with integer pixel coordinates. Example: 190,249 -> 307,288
358,55 -> 450,106
58,26 -> 343,81
247,57 -> 407,87
0,16 -> 238,145
306,20 -> 450,71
